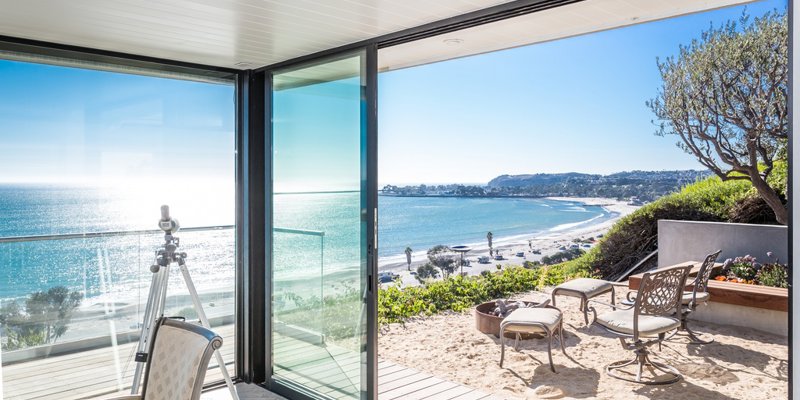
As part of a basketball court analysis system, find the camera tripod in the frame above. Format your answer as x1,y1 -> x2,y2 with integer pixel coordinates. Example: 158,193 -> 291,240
131,206 -> 238,399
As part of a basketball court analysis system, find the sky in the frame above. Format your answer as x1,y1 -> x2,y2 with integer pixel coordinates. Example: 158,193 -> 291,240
0,0 -> 787,188
378,0 -> 787,185
0,62 -> 236,185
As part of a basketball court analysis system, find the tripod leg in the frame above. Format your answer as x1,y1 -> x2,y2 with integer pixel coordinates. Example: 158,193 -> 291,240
179,262 -> 239,400
131,263 -> 169,394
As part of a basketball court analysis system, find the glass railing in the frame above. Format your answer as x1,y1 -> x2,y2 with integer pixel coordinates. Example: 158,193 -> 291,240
0,226 -> 236,400
272,225 -> 364,399
273,227 -> 326,338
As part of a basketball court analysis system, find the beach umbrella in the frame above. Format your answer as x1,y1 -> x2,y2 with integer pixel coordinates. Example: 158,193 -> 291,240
487,231 -> 493,255
405,247 -> 413,271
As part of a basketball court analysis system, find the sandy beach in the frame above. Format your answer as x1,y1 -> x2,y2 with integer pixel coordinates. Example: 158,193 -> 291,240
379,197 -> 639,286
379,289 -> 788,400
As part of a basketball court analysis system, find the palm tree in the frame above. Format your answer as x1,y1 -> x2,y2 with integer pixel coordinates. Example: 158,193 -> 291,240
404,247 -> 413,271
486,231 -> 493,255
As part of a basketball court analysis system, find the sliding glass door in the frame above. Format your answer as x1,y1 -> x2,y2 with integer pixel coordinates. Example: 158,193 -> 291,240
269,50 -> 374,400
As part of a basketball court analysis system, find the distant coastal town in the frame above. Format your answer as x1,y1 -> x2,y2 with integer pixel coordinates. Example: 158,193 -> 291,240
380,169 -> 710,203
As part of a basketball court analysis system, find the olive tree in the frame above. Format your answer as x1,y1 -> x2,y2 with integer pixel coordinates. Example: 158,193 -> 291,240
648,11 -> 788,224
427,245 -> 457,278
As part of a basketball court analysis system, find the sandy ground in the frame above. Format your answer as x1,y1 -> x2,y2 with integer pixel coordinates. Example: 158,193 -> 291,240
379,197 -> 639,287
379,289 -> 788,400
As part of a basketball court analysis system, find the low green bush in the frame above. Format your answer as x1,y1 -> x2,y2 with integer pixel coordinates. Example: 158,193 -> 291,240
756,263 -> 789,288
378,266 -> 540,325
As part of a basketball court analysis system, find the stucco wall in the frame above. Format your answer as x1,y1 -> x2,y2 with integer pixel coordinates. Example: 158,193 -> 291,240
657,220 -> 788,267
692,302 -> 787,336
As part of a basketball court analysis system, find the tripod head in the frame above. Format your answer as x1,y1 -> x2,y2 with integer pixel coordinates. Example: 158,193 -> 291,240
151,205 -> 187,272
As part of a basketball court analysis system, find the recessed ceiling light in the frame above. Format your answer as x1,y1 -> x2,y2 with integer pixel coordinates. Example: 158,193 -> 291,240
235,62 -> 254,68
443,38 -> 463,46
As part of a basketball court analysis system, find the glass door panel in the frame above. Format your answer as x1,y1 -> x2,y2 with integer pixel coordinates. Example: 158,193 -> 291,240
271,52 -> 367,399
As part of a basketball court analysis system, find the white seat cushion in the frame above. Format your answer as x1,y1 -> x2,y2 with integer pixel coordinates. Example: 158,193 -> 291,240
681,291 -> 710,305
501,307 -> 562,333
553,278 -> 613,298
596,309 -> 680,337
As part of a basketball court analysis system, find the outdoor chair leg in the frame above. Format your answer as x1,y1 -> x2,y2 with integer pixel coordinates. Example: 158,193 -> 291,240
606,337 -> 681,385
580,296 -> 589,325
610,286 -> 616,310
559,322 -> 567,355
546,328 -> 555,373
499,327 -> 506,367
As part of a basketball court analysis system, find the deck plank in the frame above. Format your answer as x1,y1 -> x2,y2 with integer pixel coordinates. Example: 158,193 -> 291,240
3,324 -> 495,400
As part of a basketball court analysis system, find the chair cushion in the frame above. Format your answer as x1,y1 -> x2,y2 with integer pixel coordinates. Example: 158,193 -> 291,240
501,307 -> 562,333
596,309 -> 680,337
553,278 -> 613,298
681,291 -> 710,305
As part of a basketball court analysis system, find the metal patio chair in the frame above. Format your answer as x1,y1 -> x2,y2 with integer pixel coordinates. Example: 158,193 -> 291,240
676,250 -> 721,344
594,265 -> 691,384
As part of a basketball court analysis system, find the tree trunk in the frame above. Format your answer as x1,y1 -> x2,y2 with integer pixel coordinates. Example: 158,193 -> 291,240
748,170 -> 788,225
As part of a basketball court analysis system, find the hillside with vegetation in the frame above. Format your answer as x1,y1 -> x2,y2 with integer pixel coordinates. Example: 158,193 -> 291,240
381,169 -> 710,202
548,161 -> 786,282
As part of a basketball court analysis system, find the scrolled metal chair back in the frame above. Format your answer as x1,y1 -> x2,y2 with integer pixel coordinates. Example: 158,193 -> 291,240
694,250 -> 722,294
635,265 -> 691,317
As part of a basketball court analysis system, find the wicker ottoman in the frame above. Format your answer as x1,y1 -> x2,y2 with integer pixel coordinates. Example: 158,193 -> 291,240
551,278 -> 615,325
499,306 -> 566,372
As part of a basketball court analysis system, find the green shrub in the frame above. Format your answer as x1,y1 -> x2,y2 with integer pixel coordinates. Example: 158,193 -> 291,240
756,263 -> 789,288
378,266 -> 540,325
416,263 -> 439,282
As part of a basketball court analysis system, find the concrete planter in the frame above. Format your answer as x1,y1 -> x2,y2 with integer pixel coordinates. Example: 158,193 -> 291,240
657,220 -> 788,336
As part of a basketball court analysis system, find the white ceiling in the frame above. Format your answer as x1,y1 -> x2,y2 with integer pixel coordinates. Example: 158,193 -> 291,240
0,0 -> 515,69
0,0 -> 755,71
379,0 -> 755,71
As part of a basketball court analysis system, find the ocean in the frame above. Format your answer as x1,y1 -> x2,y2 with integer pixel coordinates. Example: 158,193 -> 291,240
0,184 -> 612,304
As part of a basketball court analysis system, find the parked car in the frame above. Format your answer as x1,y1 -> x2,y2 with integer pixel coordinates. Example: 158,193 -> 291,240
478,256 -> 491,264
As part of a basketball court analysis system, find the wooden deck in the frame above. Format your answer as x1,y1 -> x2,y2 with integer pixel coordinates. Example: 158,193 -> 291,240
2,325 -> 237,400
2,324 -> 497,400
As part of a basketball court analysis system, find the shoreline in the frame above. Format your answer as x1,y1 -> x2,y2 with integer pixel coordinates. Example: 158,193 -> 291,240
33,196 -> 638,348
378,196 -> 639,286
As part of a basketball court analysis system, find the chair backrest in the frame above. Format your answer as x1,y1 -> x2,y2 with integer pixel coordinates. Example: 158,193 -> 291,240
140,318 -> 223,400
634,265 -> 691,337
693,249 -> 722,295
